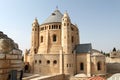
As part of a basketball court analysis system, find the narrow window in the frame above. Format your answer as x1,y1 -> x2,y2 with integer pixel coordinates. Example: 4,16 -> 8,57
49,25 -> 51,29
97,62 -> 101,70
80,62 -> 84,70
39,60 -> 41,64
32,29 -> 34,31
64,23 -> 66,26
41,36 -> 43,43
52,25 -> 54,29
71,27 -> 74,31
67,23 -> 69,26
71,36 -> 74,43
34,48 -> 37,54
59,25 -> 61,29
53,34 -> 57,42
67,64 -> 68,67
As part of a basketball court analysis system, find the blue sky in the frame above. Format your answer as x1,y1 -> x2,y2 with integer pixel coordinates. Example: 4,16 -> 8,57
0,0 -> 120,53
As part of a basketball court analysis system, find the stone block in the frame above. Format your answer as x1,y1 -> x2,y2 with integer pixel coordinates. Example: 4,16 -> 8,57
6,54 -> 18,59
12,49 -> 22,54
11,64 -> 21,68
18,55 -> 23,59
0,74 -> 9,80
0,69 -> 9,74
0,54 -> 5,59
11,60 -> 22,64
0,60 -> 10,68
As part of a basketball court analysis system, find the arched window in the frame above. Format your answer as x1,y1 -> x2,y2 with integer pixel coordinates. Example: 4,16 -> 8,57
39,60 -> 41,64
71,36 -> 74,43
80,62 -> 84,70
59,25 -> 61,29
53,34 -> 57,42
97,62 -> 101,70
34,48 -> 37,54
67,64 -> 69,67
41,36 -> 43,43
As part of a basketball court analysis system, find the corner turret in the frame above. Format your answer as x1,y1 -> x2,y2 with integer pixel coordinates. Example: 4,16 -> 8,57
61,11 -> 72,54
31,18 -> 39,54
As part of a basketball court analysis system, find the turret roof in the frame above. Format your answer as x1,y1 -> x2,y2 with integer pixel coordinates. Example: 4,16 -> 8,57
42,9 -> 63,24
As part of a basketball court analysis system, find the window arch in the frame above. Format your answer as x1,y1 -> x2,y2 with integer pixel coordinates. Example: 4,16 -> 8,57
97,62 -> 101,70
53,34 -> 57,42
80,62 -> 84,70
41,36 -> 43,43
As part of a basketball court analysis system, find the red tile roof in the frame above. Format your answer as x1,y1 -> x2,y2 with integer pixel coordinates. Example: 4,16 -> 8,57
88,76 -> 106,80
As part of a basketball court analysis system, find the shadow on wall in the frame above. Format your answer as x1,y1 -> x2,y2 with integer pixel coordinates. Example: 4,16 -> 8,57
107,63 -> 120,74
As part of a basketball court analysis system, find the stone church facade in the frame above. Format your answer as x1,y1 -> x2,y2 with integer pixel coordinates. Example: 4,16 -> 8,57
24,9 -> 106,78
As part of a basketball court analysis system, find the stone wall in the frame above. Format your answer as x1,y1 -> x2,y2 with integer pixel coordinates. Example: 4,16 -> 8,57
34,54 -> 60,75
0,52 -> 23,80
107,63 -> 120,74
106,57 -> 120,74
0,31 -> 23,80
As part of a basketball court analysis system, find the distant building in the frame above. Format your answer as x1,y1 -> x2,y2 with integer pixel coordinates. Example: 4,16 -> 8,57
110,48 -> 120,58
106,48 -> 120,74
24,9 -> 106,79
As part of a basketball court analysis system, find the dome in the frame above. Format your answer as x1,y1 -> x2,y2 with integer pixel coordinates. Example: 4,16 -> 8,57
42,9 -> 63,24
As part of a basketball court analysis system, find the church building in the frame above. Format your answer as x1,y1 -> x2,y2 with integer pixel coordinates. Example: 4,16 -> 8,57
24,8 -> 106,78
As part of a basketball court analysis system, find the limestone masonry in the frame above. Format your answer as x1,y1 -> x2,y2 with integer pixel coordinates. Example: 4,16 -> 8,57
0,31 -> 23,80
24,9 -> 106,80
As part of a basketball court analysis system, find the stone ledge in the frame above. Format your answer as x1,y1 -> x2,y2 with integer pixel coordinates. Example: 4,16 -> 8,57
10,60 -> 23,64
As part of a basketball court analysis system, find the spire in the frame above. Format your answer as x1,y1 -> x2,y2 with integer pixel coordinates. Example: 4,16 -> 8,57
63,11 -> 70,18
32,17 -> 39,27
62,10 -> 71,22
33,17 -> 38,24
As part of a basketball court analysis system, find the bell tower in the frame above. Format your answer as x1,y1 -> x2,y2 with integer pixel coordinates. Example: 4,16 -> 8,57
61,12 -> 72,54
31,18 -> 39,54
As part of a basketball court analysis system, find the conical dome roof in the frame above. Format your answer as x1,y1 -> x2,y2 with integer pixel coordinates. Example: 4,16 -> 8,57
42,9 -> 63,24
